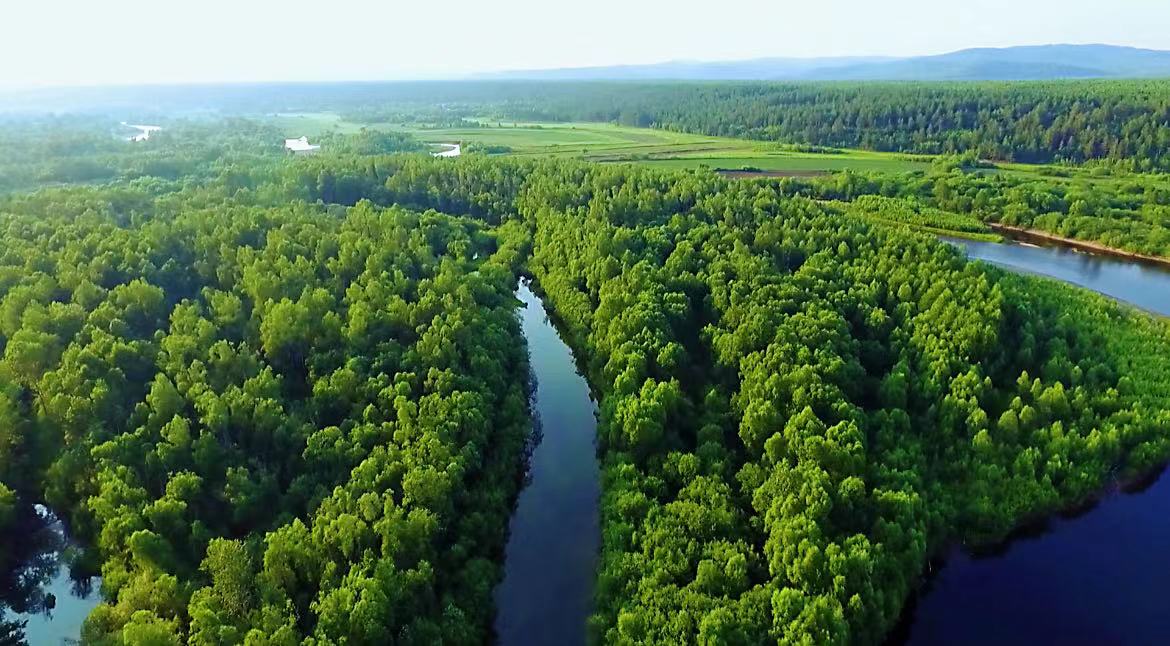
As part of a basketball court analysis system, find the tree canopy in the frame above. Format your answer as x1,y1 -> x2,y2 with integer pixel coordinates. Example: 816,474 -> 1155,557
0,130 -> 1167,644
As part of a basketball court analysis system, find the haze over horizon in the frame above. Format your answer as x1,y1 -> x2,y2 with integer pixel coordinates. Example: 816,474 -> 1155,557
3,0 -> 1169,88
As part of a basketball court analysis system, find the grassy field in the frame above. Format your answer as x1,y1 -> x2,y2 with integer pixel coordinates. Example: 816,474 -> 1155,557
397,121 -> 931,173
271,114 -> 1170,184
271,113 -> 932,175
269,112 -> 367,136
628,152 -> 931,174
989,160 -> 1168,187
396,121 -> 738,156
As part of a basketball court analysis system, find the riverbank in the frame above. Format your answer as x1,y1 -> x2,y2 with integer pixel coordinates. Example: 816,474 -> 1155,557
890,220 -> 1001,243
988,223 -> 1170,269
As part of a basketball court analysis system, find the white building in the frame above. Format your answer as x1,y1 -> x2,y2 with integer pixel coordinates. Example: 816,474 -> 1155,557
284,136 -> 321,154
123,123 -> 161,142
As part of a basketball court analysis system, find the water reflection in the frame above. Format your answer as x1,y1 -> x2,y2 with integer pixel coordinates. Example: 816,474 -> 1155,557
896,467 -> 1170,645
1,504 -> 99,645
493,281 -> 600,646
895,238 -> 1170,644
944,236 -> 1170,317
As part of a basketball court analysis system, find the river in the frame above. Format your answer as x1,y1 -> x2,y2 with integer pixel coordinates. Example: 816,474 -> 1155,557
945,235 -> 1170,317
893,235 -> 1170,644
1,505 -> 100,645
494,281 -> 600,646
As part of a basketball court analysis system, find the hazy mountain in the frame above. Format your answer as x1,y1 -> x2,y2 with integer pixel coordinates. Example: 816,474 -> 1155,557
481,45 -> 1170,81
475,56 -> 897,81
819,45 -> 1170,80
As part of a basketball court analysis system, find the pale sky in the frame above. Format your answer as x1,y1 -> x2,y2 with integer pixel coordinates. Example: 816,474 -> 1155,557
2,0 -> 1167,87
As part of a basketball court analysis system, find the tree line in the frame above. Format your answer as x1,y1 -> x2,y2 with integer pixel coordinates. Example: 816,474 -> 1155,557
0,116 -> 425,194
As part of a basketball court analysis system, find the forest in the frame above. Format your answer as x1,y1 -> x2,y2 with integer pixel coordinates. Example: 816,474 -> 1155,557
0,123 -> 1167,645
0,162 -> 535,643
2,69 -> 1170,646
0,117 -> 423,194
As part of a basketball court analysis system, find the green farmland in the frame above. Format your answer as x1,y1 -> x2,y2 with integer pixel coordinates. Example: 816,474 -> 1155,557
273,114 -> 933,174
396,121 -> 931,173
270,113 -> 1163,183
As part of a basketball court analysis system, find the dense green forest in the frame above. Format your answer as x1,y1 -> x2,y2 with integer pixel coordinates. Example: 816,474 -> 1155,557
0,138 -> 1167,645
518,163 -> 1170,643
0,118 -> 283,193
0,165 -> 535,643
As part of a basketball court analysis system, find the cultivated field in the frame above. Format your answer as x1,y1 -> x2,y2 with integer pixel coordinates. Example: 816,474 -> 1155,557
269,113 -> 1168,185
272,113 -> 933,174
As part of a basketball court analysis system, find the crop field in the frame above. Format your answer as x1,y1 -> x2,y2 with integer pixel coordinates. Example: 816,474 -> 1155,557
268,112 -> 368,136
269,114 -> 1165,181
271,113 -> 933,174
395,121 -> 727,153
628,151 -> 931,174
397,121 -> 932,173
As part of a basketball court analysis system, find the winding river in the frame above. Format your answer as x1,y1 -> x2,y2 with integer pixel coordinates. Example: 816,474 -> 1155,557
892,235 -> 1170,645
494,280 -> 600,646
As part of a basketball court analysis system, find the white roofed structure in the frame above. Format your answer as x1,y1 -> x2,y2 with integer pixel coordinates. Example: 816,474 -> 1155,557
285,136 -> 321,154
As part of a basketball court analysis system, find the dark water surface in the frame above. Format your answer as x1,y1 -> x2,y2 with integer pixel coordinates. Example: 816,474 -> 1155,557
494,281 -> 600,646
899,471 -> 1170,645
897,237 -> 1170,644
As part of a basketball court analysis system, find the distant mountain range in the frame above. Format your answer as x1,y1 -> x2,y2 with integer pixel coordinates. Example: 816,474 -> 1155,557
479,45 -> 1170,81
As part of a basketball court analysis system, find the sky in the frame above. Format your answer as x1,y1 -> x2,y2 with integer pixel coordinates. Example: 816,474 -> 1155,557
2,0 -> 1168,87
